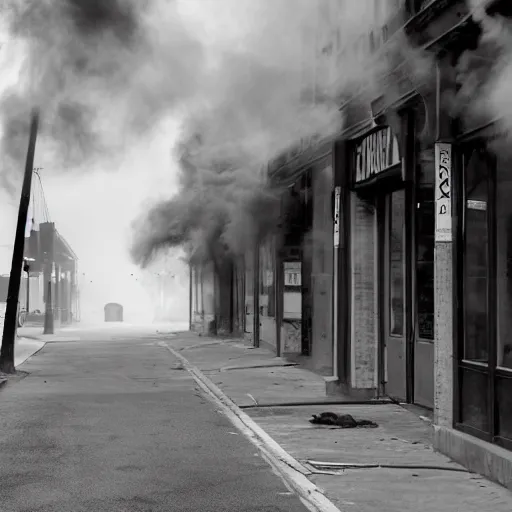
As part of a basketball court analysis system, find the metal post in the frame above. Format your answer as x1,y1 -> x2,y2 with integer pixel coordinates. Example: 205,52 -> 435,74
0,109 -> 40,374
189,264 -> 193,330
26,268 -> 30,314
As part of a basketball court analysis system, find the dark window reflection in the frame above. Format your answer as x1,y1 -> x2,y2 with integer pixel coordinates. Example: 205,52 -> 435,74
416,185 -> 435,341
463,149 -> 489,363
496,158 -> 512,370
389,190 -> 405,336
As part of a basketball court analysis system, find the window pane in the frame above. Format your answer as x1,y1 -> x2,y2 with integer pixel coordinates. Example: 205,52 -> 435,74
389,190 -> 405,336
497,375 -> 512,442
463,150 -> 489,363
460,367 -> 489,433
416,185 -> 435,340
496,156 -> 512,369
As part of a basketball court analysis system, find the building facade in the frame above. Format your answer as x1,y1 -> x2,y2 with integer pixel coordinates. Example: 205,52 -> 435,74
187,0 -> 512,488
24,221 -> 79,326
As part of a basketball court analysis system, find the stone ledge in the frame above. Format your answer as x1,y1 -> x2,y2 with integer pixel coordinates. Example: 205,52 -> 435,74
434,425 -> 512,491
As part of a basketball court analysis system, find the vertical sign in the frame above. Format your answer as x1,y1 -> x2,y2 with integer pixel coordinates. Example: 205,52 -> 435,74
435,142 -> 452,242
333,186 -> 341,248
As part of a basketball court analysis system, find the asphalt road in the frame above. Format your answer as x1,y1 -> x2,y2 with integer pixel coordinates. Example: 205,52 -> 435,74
0,329 -> 309,511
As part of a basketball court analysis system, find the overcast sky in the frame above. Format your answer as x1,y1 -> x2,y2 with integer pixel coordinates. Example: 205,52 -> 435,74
0,10 -> 188,324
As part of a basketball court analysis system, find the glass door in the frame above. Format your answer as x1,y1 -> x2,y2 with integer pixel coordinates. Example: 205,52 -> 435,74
383,189 -> 407,401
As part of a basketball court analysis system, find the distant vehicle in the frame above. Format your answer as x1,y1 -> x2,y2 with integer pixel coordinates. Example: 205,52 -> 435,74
104,303 -> 123,322
0,301 -> 25,328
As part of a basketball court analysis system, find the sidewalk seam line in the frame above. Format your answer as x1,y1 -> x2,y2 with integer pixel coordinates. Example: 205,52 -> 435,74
160,341 -> 343,512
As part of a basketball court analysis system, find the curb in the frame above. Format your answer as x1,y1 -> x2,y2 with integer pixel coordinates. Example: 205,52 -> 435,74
14,339 -> 48,368
160,341 -> 342,512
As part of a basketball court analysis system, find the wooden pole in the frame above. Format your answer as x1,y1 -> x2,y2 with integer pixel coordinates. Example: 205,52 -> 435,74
0,109 -> 40,374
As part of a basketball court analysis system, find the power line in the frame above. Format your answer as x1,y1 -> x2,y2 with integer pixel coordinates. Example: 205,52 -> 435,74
33,168 -> 51,223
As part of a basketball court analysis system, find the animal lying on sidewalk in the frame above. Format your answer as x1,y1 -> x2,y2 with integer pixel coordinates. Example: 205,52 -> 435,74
309,412 -> 378,428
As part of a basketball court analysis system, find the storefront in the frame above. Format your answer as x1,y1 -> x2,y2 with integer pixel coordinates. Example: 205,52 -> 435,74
347,103 -> 435,407
246,140 -> 335,374
454,133 -> 512,450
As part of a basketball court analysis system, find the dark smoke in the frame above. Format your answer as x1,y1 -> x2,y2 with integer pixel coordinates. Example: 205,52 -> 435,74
128,1 -> 424,268
2,0 -> 420,270
0,0 -> 203,189
64,0 -> 139,40
131,119 -> 282,269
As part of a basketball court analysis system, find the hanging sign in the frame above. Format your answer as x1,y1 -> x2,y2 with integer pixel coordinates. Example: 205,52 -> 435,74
435,142 -> 452,242
333,186 -> 341,248
354,126 -> 401,183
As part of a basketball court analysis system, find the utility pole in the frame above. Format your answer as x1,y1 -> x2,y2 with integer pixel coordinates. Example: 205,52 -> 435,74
0,109 -> 40,374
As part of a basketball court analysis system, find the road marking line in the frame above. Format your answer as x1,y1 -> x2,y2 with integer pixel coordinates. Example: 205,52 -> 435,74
160,341 -> 342,512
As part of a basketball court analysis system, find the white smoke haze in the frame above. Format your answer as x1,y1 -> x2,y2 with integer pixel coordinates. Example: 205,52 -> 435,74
2,0 -> 478,321
132,0 -> 406,267
1,0 -> 205,184
1,0 -> 423,276
460,2 -> 512,152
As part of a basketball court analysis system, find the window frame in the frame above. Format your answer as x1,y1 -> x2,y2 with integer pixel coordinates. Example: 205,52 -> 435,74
454,138 -> 512,451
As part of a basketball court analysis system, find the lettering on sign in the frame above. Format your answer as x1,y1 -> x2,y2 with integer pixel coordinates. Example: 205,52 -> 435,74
355,127 -> 401,183
435,143 -> 452,242
284,262 -> 301,287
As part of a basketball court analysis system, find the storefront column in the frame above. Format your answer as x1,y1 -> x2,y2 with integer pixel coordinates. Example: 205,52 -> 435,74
434,237 -> 453,427
433,60 -> 455,428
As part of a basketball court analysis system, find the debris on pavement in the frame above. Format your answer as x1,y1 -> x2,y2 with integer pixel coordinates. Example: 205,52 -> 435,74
309,411 -> 379,428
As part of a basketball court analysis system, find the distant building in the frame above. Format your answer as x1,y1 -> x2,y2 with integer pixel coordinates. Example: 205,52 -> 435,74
18,221 -> 79,326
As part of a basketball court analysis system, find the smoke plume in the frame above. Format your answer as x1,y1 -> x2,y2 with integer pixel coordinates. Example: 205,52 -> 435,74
0,0 -> 204,188
130,0 -> 512,268
130,0 -> 395,268
1,0 -> 429,269
457,1 -> 512,151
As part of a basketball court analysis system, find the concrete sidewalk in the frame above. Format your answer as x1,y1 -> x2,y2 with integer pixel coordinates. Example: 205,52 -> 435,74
167,333 -> 512,512
15,337 -> 46,367
0,336 -> 46,387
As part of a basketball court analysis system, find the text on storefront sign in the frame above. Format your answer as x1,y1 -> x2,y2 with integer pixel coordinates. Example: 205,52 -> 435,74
355,127 -> 401,183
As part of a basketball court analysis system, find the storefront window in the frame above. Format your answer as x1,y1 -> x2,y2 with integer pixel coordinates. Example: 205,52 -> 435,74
389,190 -> 405,336
458,143 -> 512,448
416,151 -> 435,340
496,158 -> 512,370
463,149 -> 489,363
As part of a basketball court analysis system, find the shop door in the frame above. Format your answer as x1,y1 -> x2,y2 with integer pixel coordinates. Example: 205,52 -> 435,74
413,184 -> 435,409
382,189 -> 407,401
